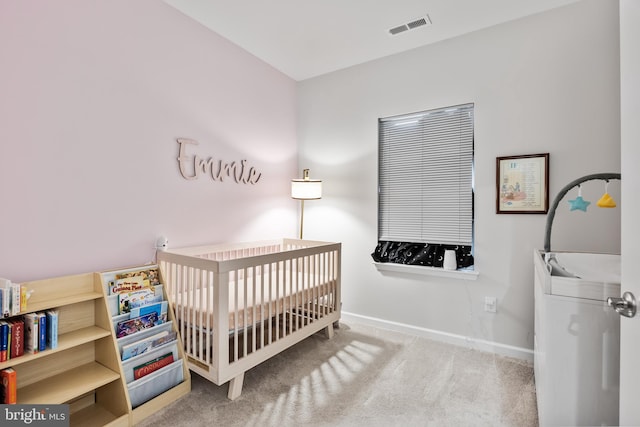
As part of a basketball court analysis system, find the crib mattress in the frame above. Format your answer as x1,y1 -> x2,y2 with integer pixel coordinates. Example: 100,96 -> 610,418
172,272 -> 334,331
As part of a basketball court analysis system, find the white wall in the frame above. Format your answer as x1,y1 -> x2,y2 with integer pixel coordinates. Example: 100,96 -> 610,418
0,1 -> 298,282
297,0 -> 621,353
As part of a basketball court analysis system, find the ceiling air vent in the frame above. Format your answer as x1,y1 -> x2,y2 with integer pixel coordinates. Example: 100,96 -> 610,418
388,15 -> 431,36
389,24 -> 409,35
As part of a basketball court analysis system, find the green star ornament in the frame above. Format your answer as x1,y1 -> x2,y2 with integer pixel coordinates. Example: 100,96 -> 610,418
568,196 -> 591,212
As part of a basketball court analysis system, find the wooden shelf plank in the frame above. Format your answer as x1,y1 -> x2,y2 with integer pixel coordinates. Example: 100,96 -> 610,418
71,404 -> 129,427
0,326 -> 111,370
20,362 -> 120,404
22,292 -> 103,314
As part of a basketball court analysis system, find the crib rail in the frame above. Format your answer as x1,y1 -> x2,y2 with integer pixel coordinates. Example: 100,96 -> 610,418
157,239 -> 341,385
166,238 -> 328,260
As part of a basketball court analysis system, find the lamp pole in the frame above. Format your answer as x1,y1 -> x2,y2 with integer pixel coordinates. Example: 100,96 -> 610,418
299,199 -> 305,239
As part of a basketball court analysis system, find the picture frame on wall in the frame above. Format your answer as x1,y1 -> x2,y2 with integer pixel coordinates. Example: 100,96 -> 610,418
496,153 -> 549,214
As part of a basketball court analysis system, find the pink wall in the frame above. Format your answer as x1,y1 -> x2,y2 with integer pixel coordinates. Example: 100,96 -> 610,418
0,1 -> 298,282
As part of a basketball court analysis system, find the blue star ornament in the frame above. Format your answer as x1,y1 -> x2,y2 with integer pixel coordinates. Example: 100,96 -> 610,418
568,196 -> 591,212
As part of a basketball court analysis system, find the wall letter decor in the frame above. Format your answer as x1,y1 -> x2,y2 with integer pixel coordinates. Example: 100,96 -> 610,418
177,138 -> 262,184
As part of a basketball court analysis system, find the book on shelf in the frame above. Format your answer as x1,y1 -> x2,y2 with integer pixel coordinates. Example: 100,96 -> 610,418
116,312 -> 162,338
20,285 -> 27,312
109,276 -> 150,296
133,352 -> 174,380
129,301 -> 168,321
24,312 -> 38,354
0,279 -> 10,318
115,268 -> 160,288
118,286 -> 162,314
46,309 -> 59,350
0,321 -> 8,362
10,283 -> 20,316
8,317 -> 24,359
37,312 -> 47,352
0,280 -> 28,318
1,367 -> 17,404
121,330 -> 177,361
0,280 -> 23,317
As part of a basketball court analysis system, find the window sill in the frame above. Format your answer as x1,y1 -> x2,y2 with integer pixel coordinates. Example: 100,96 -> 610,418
373,262 -> 479,280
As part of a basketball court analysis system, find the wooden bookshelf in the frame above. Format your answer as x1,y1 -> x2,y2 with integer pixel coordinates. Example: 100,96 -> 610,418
2,273 -> 130,426
0,269 -> 190,426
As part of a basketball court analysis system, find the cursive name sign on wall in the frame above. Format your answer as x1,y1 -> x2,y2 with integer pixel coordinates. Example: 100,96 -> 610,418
177,138 -> 262,184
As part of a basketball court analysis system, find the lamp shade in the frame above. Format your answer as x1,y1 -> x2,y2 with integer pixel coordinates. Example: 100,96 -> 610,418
291,168 -> 322,200
291,179 -> 322,200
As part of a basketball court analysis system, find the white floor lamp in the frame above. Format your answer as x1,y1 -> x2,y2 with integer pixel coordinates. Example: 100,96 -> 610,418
291,169 -> 322,239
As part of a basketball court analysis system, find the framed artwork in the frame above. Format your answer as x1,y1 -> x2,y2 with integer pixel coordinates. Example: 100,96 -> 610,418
496,153 -> 549,214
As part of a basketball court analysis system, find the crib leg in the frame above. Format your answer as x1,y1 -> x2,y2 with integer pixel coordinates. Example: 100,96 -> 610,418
228,372 -> 245,400
324,322 -> 334,339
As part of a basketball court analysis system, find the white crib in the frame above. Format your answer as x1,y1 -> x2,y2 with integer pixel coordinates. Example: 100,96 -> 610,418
156,239 -> 341,399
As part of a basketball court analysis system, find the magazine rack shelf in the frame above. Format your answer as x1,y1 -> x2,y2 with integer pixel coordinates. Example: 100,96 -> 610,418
0,272 -> 130,427
99,265 -> 191,426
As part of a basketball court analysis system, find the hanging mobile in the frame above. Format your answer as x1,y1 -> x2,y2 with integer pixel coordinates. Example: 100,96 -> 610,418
597,180 -> 617,208
568,185 -> 591,212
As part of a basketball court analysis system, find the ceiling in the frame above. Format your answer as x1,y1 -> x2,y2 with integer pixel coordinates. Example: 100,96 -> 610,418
164,0 -> 581,81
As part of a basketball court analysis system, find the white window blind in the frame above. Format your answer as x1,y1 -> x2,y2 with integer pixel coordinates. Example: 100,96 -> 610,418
378,103 -> 474,245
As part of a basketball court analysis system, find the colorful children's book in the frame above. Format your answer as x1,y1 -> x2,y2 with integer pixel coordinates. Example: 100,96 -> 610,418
10,283 -> 21,316
128,301 -> 168,323
121,330 -> 177,361
0,321 -> 8,362
0,279 -> 10,318
24,312 -> 39,354
118,286 -> 162,314
8,318 -> 24,358
133,352 -> 174,380
46,309 -> 59,350
116,312 -> 160,338
20,285 -> 27,312
109,276 -> 149,296
115,268 -> 160,288
37,312 -> 47,352
0,367 -> 17,404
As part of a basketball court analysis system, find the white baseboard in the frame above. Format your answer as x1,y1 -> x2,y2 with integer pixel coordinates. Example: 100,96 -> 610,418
341,311 -> 534,363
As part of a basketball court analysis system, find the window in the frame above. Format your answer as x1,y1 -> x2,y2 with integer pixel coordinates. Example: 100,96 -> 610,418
375,103 -> 474,270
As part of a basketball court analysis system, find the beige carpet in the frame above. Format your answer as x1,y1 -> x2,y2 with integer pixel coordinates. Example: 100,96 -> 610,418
136,322 -> 538,427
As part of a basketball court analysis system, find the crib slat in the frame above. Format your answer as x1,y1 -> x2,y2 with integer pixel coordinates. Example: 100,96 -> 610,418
260,264 -> 266,350
303,255 -> 308,328
197,269 -> 205,363
183,266 -> 191,356
323,251 -> 329,317
233,270 -> 239,363
268,263 -> 272,344
251,266 -> 256,355
313,254 -> 318,322
293,258 -> 299,332
243,267 -> 248,359
205,269 -> 211,365
269,261 -> 278,343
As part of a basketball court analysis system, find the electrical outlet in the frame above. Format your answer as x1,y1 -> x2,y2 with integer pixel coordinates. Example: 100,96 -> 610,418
484,296 -> 497,313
